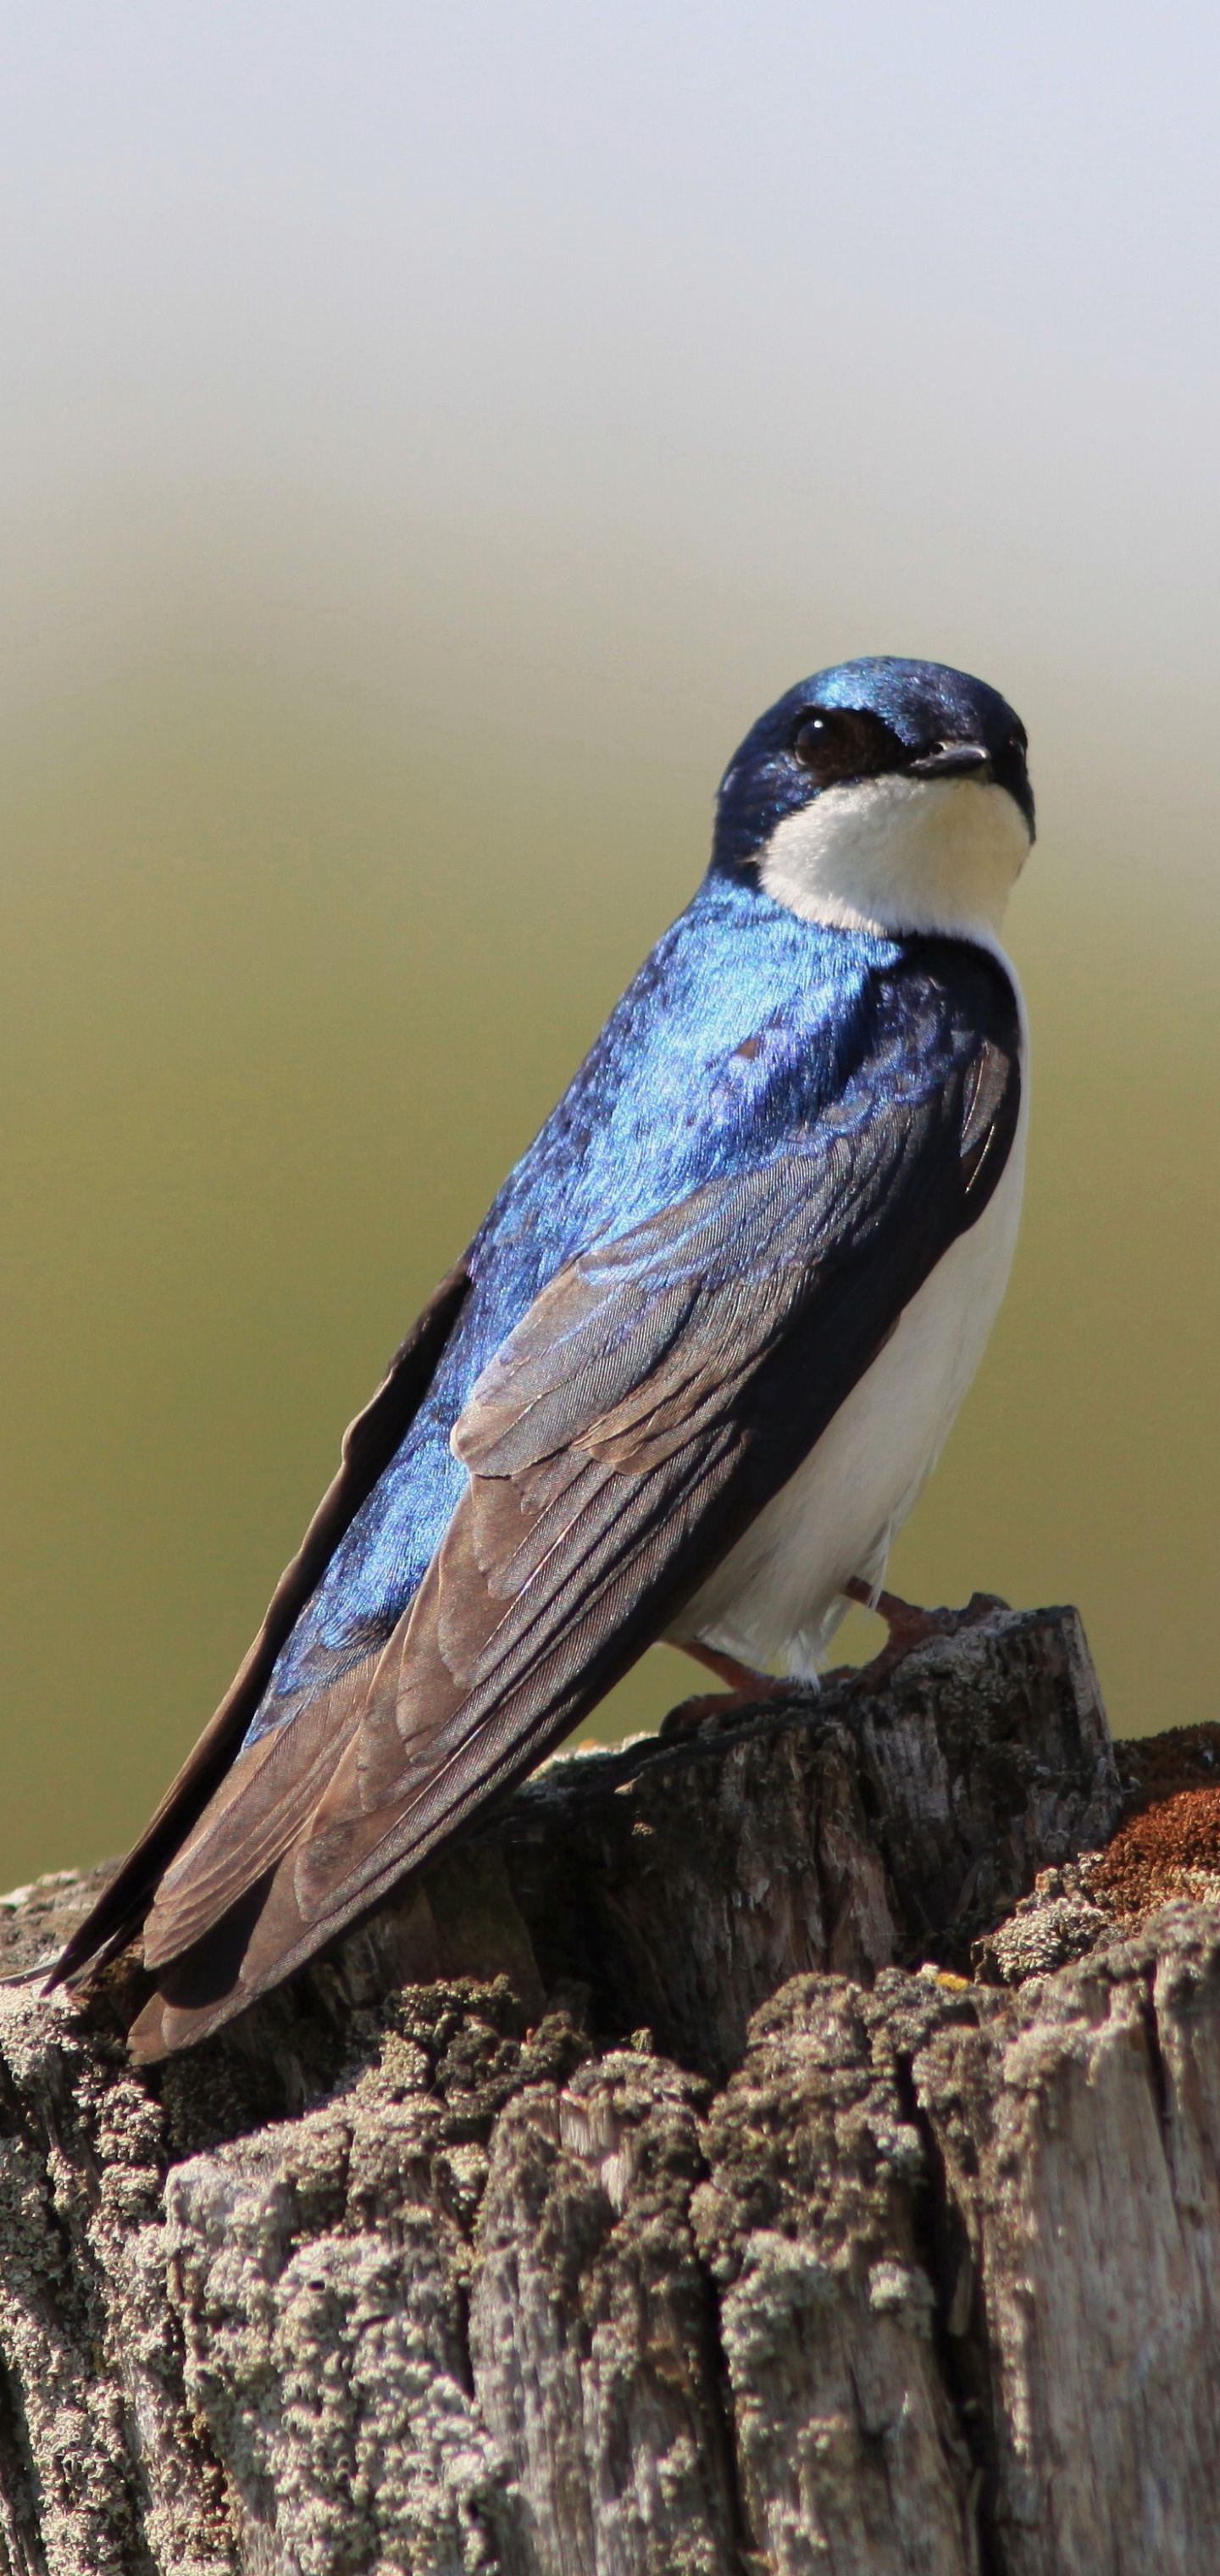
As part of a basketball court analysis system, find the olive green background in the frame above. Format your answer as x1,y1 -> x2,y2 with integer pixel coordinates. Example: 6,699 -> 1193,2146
1,3 -> 1217,1885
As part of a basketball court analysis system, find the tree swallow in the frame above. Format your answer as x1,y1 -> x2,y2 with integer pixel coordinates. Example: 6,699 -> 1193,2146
54,655 -> 1034,2057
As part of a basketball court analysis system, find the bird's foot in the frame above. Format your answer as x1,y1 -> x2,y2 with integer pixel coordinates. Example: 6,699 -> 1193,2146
842,1579 -> 1010,1682
660,1642 -> 797,1739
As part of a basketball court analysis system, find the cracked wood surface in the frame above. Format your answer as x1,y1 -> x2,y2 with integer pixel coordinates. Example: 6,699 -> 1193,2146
0,1604 -> 1214,2574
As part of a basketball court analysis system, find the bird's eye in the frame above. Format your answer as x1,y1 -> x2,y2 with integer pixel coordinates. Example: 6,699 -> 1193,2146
791,706 -> 905,787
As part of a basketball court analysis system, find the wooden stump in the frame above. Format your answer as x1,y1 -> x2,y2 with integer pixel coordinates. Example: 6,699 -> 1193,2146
0,1603 -> 1215,2574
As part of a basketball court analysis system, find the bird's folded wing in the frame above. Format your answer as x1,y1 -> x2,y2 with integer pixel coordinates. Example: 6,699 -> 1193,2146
124,1000 -> 1018,2056
51,1259 -> 473,1984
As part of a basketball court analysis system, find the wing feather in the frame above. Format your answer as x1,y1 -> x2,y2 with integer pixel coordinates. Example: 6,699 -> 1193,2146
53,1259 -> 473,1982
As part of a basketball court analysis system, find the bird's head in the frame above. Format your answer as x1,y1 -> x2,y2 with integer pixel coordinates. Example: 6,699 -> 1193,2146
711,657 -> 1034,941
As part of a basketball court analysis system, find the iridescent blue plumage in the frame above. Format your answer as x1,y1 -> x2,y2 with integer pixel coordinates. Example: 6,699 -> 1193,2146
249,876 -> 902,1735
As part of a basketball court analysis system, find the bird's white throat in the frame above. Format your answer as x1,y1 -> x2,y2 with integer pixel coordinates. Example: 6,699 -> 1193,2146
758,774 -> 1030,941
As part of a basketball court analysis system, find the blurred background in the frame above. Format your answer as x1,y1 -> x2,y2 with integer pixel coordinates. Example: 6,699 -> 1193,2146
1,1 -> 1217,1885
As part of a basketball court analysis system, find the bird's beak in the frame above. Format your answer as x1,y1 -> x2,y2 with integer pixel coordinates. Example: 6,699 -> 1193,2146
907,741 -> 993,780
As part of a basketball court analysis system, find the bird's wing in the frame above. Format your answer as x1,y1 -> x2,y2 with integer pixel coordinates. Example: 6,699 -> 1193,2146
117,968 -> 1019,2057
51,1259 -> 473,1983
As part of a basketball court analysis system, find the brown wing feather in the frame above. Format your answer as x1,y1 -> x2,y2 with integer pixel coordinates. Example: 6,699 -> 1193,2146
129,1429 -> 738,2061
51,1258 -> 472,1985
140,1663 -> 373,1968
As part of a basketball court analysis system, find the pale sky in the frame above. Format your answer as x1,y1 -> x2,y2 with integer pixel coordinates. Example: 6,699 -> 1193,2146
4,0 -> 1220,863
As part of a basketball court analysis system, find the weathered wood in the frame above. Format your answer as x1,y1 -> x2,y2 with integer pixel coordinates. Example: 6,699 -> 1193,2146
0,1604 -> 1214,2575
496,1600 -> 1118,2074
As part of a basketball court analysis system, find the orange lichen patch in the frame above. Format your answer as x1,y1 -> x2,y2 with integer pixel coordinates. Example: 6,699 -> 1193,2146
1092,1746 -> 1220,1918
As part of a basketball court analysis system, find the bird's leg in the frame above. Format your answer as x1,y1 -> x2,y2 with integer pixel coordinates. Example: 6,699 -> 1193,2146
663,1581 -> 1011,1738
842,1577 -> 953,1655
660,1640 -> 795,1737
681,1640 -> 790,1696
842,1576 -> 1009,1677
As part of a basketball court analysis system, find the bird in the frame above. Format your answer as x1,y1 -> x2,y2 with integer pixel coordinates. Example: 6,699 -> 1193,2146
52,654 -> 1034,2060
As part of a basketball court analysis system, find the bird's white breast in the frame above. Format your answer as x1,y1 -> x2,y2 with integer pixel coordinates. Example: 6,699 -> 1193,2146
670,1067 -> 1028,1676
